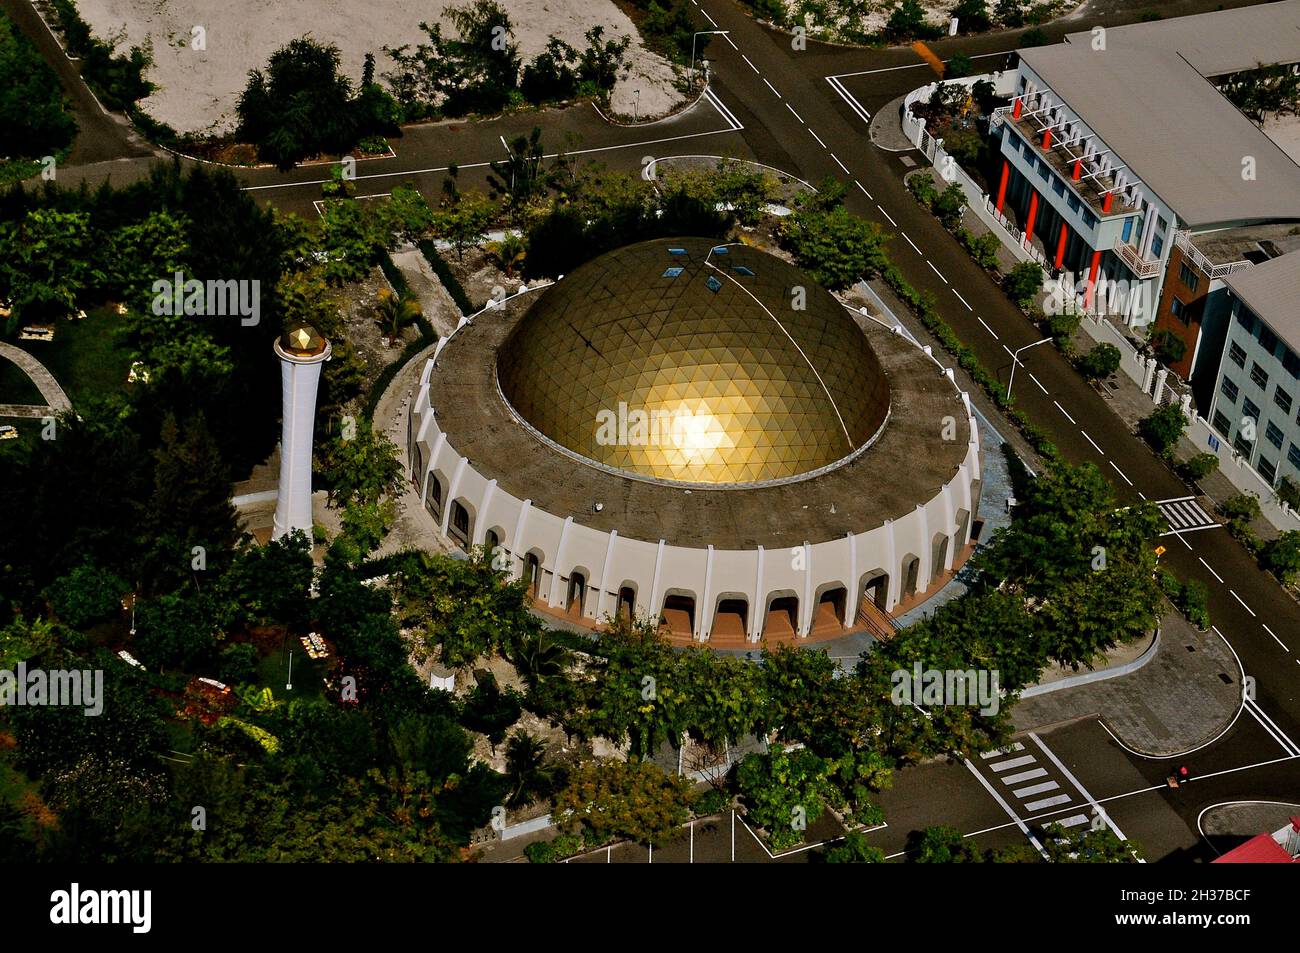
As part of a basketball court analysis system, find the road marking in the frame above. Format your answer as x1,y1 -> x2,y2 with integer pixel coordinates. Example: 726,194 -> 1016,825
499,134 -> 510,151
980,743 -> 1024,759
854,179 -> 873,200
900,231 -> 922,255
742,53 -> 760,74
763,77 -> 781,97
825,74 -> 873,125
1030,732 -> 1137,852
721,32 -> 737,49
877,204 -> 898,227
809,127 -> 828,148
700,87 -> 744,130
1024,793 -> 1072,812
830,152 -> 851,174
786,103 -> 805,124
828,50 -> 1015,79
1058,814 -> 1090,828
1001,767 -> 1049,785
963,758 -> 1049,859
990,754 -> 1036,772
1053,400 -> 1076,424
1081,430 -> 1104,455
1244,698 -> 1300,757
926,261 -> 947,283
1108,460 -> 1133,486
1230,590 -> 1256,617
1013,780 -> 1061,798
1263,623 -> 1288,651
701,8 -> 717,25
1198,557 -> 1223,584
953,289 -> 972,311
1029,372 -> 1047,394
976,316 -> 999,339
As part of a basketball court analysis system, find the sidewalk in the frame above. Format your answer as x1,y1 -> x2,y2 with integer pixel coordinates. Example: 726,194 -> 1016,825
1012,613 -> 1240,757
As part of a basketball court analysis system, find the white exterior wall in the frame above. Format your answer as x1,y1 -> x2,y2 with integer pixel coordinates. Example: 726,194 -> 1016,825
411,361 -> 982,640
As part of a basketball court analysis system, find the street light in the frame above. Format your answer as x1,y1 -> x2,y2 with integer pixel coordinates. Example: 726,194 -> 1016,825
634,88 -> 641,123
1006,335 -> 1053,401
691,31 -> 729,89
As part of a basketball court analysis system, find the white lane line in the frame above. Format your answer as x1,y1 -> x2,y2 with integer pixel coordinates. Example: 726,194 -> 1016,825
1263,623 -> 1289,651
1244,699 -> 1300,757
721,32 -> 737,49
953,289 -> 972,311
701,87 -> 744,130
1030,732 -> 1137,852
786,103 -> 805,124
742,53 -> 760,75
980,743 -> 1024,759
1013,780 -> 1061,798
1138,490 -> 1147,499
701,8 -> 717,25
990,755 -> 1037,772
763,77 -> 781,97
1229,590 -> 1256,617
1168,528 -> 1194,550
830,152 -> 851,174
976,316 -> 999,340
825,75 -> 873,125
809,127 -> 828,148
900,231 -> 922,255
963,758 -> 1049,859
1198,557 -> 1223,584
853,179 -> 874,200
1029,372 -> 1048,394
1001,768 -> 1049,785
499,135 -> 510,151
926,261 -> 948,283
1108,460 -> 1134,486
1054,400 -> 1076,424
877,204 -> 898,226
1081,430 -> 1104,455
829,50 -> 1015,79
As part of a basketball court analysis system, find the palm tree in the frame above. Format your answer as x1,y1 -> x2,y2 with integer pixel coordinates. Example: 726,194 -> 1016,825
486,233 -> 527,277
504,729 -> 553,806
374,288 -> 421,346
509,632 -> 568,689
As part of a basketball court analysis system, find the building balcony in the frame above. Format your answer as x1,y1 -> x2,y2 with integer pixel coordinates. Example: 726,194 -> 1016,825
1113,239 -> 1161,279
1173,230 -> 1254,280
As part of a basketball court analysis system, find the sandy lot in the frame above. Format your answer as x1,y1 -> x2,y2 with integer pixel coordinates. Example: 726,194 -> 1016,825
74,0 -> 683,134
1263,114 -> 1300,166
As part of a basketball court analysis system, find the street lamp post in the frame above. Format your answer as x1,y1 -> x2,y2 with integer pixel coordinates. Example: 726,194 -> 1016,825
691,31 -> 729,89
634,88 -> 641,123
1006,336 -> 1053,401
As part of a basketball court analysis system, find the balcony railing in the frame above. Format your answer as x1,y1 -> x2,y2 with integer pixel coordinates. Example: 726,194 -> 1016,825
1173,230 -> 1253,280
1113,239 -> 1162,279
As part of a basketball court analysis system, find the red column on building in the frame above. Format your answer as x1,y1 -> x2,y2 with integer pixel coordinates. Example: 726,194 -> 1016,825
1054,222 -> 1069,269
1072,159 -> 1082,181
1025,190 -> 1040,245
1042,128 -> 1053,149
995,160 -> 1011,214
1102,191 -> 1114,214
1084,250 -> 1102,310
1012,97 -> 1023,120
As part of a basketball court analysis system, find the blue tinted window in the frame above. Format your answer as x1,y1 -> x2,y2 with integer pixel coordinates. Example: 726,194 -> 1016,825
733,266 -> 755,276
711,246 -> 729,255
662,267 -> 683,278
706,275 -> 722,293
668,247 -> 687,255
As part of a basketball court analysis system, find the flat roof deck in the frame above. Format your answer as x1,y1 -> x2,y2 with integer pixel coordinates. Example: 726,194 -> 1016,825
424,298 -> 973,550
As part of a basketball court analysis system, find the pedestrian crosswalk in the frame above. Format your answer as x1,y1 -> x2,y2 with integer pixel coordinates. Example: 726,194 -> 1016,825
977,742 -> 1090,829
1156,496 -> 1220,536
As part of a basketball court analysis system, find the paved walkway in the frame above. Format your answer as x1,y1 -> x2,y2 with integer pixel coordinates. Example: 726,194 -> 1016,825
0,342 -> 71,414
1013,613 -> 1240,757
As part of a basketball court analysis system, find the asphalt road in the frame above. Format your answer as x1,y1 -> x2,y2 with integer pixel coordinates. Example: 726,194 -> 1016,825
24,0 -> 1300,859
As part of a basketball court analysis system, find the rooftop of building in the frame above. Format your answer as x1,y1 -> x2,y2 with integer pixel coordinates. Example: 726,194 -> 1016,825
425,293 -> 972,550
1188,221 -> 1300,266
1065,0 -> 1300,77
1225,248 -> 1300,348
1018,43 -> 1300,228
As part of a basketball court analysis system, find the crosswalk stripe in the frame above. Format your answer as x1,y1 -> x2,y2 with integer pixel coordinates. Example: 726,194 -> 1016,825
990,755 -> 1037,772
980,743 -> 1024,759
1058,814 -> 1090,828
1013,780 -> 1061,798
1024,793 -> 1073,812
1001,768 -> 1048,785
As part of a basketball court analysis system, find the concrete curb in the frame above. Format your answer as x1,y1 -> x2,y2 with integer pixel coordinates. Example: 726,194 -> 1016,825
1019,630 -> 1160,699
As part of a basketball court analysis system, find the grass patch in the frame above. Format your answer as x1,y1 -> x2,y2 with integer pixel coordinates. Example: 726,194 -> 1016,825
255,639 -> 327,702
10,306 -> 132,406
0,360 -> 44,404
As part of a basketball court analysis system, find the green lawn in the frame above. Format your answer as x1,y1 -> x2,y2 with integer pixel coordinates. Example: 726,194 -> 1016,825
10,307 -> 132,407
255,638 -> 327,702
0,358 -> 43,404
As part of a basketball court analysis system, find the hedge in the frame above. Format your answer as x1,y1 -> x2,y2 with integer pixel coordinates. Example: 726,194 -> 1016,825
417,240 -> 476,317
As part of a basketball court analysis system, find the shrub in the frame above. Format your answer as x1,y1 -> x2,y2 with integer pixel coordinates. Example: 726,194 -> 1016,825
1180,452 -> 1219,482
523,830 -> 585,863
1019,27 -> 1049,48
693,787 -> 731,817
217,643 -> 259,684
1262,531 -> 1300,587
1179,579 -> 1210,629
45,564 -> 127,628
1138,404 -> 1187,459
907,171 -> 939,208
1077,343 -> 1121,381
967,231 -> 1001,270
1003,261 -> 1044,307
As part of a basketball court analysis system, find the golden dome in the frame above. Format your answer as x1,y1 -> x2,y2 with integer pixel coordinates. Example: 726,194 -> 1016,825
280,323 -> 328,357
497,239 -> 890,485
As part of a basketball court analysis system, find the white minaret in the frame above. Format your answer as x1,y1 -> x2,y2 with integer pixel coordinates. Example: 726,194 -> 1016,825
273,324 -> 331,540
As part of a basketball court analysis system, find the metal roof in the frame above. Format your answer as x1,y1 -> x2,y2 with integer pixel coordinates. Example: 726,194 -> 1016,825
1226,249 -> 1300,348
1065,0 -> 1300,77
1018,44 -> 1300,227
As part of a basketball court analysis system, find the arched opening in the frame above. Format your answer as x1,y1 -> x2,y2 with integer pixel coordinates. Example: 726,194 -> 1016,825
565,571 -> 587,620
523,552 -> 543,601
712,596 -> 749,642
424,473 -> 446,523
660,593 -> 695,638
931,533 -> 950,581
901,554 -> 921,599
617,585 -> 636,621
449,500 -> 473,548
764,593 -> 799,641
954,509 -> 971,550
812,585 -> 847,636
483,528 -> 503,568
859,570 -> 889,613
